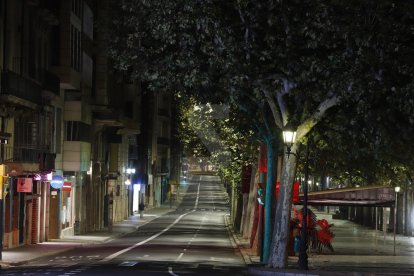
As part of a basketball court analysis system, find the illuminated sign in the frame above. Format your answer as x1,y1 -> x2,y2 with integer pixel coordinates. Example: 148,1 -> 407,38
62,181 -> 72,192
51,175 -> 64,189
17,178 -> 33,193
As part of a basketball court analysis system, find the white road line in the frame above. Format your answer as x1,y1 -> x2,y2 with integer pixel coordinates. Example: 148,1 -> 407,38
194,180 -> 201,209
175,252 -> 184,262
168,266 -> 179,276
100,210 -> 195,262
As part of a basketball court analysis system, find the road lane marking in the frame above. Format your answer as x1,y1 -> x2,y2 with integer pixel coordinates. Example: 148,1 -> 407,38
118,261 -> 138,266
175,252 -> 184,262
100,210 -> 195,262
168,266 -> 179,276
194,180 -> 201,209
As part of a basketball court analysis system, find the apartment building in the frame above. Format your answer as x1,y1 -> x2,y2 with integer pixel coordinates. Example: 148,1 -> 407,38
0,0 -> 177,251
0,0 -> 59,248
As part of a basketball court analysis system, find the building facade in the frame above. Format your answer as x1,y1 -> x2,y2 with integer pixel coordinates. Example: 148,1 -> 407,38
0,0 -> 59,248
0,0 -> 177,252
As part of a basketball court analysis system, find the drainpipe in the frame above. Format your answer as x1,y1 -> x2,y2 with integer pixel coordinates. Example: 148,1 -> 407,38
3,0 -> 8,71
0,116 -> 4,260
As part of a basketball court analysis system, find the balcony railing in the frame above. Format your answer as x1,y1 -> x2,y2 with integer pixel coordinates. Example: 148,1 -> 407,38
1,145 -> 54,167
1,71 -> 42,105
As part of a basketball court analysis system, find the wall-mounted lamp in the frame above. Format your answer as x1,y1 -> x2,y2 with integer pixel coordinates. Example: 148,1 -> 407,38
126,168 -> 136,174
282,125 -> 297,157
125,167 -> 136,185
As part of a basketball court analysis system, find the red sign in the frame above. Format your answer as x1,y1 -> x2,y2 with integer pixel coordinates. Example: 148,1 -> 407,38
258,144 -> 268,173
292,181 -> 300,203
62,181 -> 72,192
275,181 -> 300,203
17,178 -> 33,193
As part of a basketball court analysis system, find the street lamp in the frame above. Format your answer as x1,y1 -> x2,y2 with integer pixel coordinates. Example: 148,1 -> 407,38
394,186 -> 400,256
282,125 -> 297,156
283,126 -> 310,270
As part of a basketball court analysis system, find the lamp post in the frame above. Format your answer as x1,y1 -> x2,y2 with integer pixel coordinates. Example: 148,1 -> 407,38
394,186 -> 400,256
283,125 -> 309,270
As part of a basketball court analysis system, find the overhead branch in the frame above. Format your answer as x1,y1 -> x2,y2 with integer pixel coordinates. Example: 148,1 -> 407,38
262,89 -> 283,129
296,95 -> 341,141
277,79 -> 295,126
236,1 -> 250,61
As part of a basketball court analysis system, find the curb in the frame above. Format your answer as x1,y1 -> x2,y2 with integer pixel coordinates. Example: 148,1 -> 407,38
224,213 -> 254,266
0,246 -> 78,267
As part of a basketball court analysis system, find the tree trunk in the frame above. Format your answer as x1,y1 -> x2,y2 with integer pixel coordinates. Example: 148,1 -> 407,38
268,143 -> 298,268
263,139 -> 278,262
243,164 -> 258,238
234,187 -> 244,231
250,194 -> 260,248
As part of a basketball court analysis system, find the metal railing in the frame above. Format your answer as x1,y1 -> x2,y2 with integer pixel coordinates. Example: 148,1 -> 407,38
1,71 -> 42,105
1,144 -> 53,164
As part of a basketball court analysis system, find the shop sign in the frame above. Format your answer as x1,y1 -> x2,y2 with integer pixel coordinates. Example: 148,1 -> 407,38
51,175 -> 64,189
17,178 -> 33,193
62,181 -> 72,192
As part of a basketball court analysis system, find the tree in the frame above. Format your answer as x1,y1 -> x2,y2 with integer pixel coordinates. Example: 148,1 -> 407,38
105,0 -> 414,269
228,1 -> 414,268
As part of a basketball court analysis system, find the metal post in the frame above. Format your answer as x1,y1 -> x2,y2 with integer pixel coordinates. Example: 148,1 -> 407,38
0,116 -> 5,260
260,204 -> 264,263
394,192 -> 398,256
0,176 -> 3,260
298,134 -> 310,270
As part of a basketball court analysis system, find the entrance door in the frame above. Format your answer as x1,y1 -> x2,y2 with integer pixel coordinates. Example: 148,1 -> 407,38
49,190 -> 60,239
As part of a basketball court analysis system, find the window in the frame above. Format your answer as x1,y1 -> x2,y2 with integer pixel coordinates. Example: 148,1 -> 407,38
55,108 -> 62,153
70,24 -> 81,72
159,121 -> 169,138
125,102 -> 133,119
51,26 -> 60,66
71,0 -> 82,18
65,121 -> 91,142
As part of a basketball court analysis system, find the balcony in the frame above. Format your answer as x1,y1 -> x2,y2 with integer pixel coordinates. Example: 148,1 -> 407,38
39,69 -> 60,96
0,71 -> 42,106
1,145 -> 53,165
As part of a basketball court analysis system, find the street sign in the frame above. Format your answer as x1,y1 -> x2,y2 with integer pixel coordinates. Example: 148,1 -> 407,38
17,178 -> 33,193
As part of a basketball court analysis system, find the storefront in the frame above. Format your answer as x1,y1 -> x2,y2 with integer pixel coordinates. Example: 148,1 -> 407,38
3,170 -> 51,248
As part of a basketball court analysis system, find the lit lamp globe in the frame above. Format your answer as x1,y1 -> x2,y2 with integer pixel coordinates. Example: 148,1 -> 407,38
283,126 -> 297,155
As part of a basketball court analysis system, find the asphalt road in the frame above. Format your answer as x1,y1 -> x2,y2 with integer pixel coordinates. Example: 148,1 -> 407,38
2,175 -> 247,276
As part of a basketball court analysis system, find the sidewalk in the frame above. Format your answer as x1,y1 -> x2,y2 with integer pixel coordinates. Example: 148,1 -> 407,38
231,209 -> 414,275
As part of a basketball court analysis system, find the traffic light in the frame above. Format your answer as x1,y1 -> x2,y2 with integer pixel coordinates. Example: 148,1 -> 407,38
257,188 -> 265,205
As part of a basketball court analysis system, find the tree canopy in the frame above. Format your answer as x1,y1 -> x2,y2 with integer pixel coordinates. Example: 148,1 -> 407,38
106,0 -> 414,268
